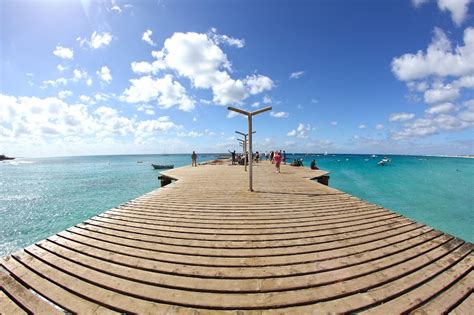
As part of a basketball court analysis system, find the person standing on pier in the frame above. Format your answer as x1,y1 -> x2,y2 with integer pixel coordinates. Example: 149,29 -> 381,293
191,151 -> 197,167
229,150 -> 236,165
274,151 -> 282,173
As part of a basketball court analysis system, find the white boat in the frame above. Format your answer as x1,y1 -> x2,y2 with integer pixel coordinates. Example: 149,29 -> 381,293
377,158 -> 390,166
371,154 -> 377,158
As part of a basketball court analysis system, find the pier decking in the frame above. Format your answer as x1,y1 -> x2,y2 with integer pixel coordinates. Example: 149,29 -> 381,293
1,161 -> 472,314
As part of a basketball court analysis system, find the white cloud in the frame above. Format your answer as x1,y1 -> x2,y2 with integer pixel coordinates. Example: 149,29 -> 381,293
209,28 -> 245,48
389,112 -> 416,122
412,0 -> 429,7
134,117 -> 181,143
73,69 -> 88,82
142,29 -> 156,46
78,31 -> 113,49
0,94 -> 190,153
57,65 -> 67,72
330,121 -> 338,126
53,46 -> 73,60
375,124 -> 384,130
58,90 -> 73,99
42,78 -> 67,88
79,95 -> 95,104
97,66 -> 112,83
251,101 -> 260,108
425,102 -> 456,114
270,111 -> 289,118
391,27 -> 474,81
130,60 -> 165,75
263,95 -> 272,104
227,110 -> 240,119
407,80 -> 429,92
437,0 -> 471,26
287,123 -> 310,138
244,74 -> 274,95
453,75 -> 474,88
178,131 -> 203,138
86,78 -> 93,86
424,84 -> 459,103
359,124 -> 366,129
122,75 -> 195,111
289,71 -> 305,79
142,31 -> 273,106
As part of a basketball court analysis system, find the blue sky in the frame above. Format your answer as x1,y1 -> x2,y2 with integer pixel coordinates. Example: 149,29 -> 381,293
1,0 -> 473,157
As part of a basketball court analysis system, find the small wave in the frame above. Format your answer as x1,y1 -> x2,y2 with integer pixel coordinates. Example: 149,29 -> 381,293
3,160 -> 35,165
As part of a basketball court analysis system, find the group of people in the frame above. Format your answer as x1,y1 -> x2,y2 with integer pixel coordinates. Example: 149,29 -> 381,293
196,149 -> 319,172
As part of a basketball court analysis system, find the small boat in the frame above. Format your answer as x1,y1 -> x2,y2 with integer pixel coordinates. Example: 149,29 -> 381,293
151,164 -> 174,169
137,161 -> 143,163
371,154 -> 377,158
377,158 -> 390,166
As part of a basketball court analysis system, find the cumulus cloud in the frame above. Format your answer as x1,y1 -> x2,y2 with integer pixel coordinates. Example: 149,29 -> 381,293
122,75 -> 195,111
263,95 -> 272,104
270,111 -> 289,118
130,31 -> 273,106
97,66 -> 112,83
73,69 -> 88,82
287,123 -> 310,138
142,29 -> 156,46
389,112 -> 416,122
391,27 -> 474,81
58,90 -> 73,99
177,131 -> 203,138
244,74 -> 274,95
437,0 -> 471,26
424,84 -> 459,103
53,46 -> 73,60
134,116 -> 181,143
42,78 -> 67,88
130,60 -> 165,75
412,0 -> 471,25
375,124 -> 384,130
209,28 -> 245,48
0,94 -> 184,147
425,102 -> 456,114
359,124 -> 366,129
77,31 -> 113,49
330,121 -> 338,126
289,71 -> 305,79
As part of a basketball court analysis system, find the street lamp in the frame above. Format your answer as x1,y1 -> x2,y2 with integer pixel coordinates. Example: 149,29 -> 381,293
236,130 -> 255,172
237,138 -> 246,171
228,106 -> 272,191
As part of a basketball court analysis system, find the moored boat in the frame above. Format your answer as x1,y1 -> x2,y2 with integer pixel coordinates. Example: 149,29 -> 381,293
151,164 -> 174,169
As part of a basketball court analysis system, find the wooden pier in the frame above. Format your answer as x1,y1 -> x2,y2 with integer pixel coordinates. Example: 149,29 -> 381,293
1,161 -> 472,314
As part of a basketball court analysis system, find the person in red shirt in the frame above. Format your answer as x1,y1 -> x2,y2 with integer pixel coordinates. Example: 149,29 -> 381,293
273,151 -> 282,173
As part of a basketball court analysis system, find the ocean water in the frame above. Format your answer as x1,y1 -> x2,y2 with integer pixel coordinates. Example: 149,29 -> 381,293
0,153 -> 472,257
0,154 -> 215,257
290,154 -> 473,243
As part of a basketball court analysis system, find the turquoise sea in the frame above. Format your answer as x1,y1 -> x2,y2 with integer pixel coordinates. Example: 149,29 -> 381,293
0,154 -> 472,257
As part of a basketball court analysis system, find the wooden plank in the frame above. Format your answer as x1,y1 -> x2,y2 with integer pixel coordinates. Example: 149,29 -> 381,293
414,271 -> 473,314
1,256 -> 118,314
0,290 -> 27,315
0,269 -> 61,314
449,292 -> 474,315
